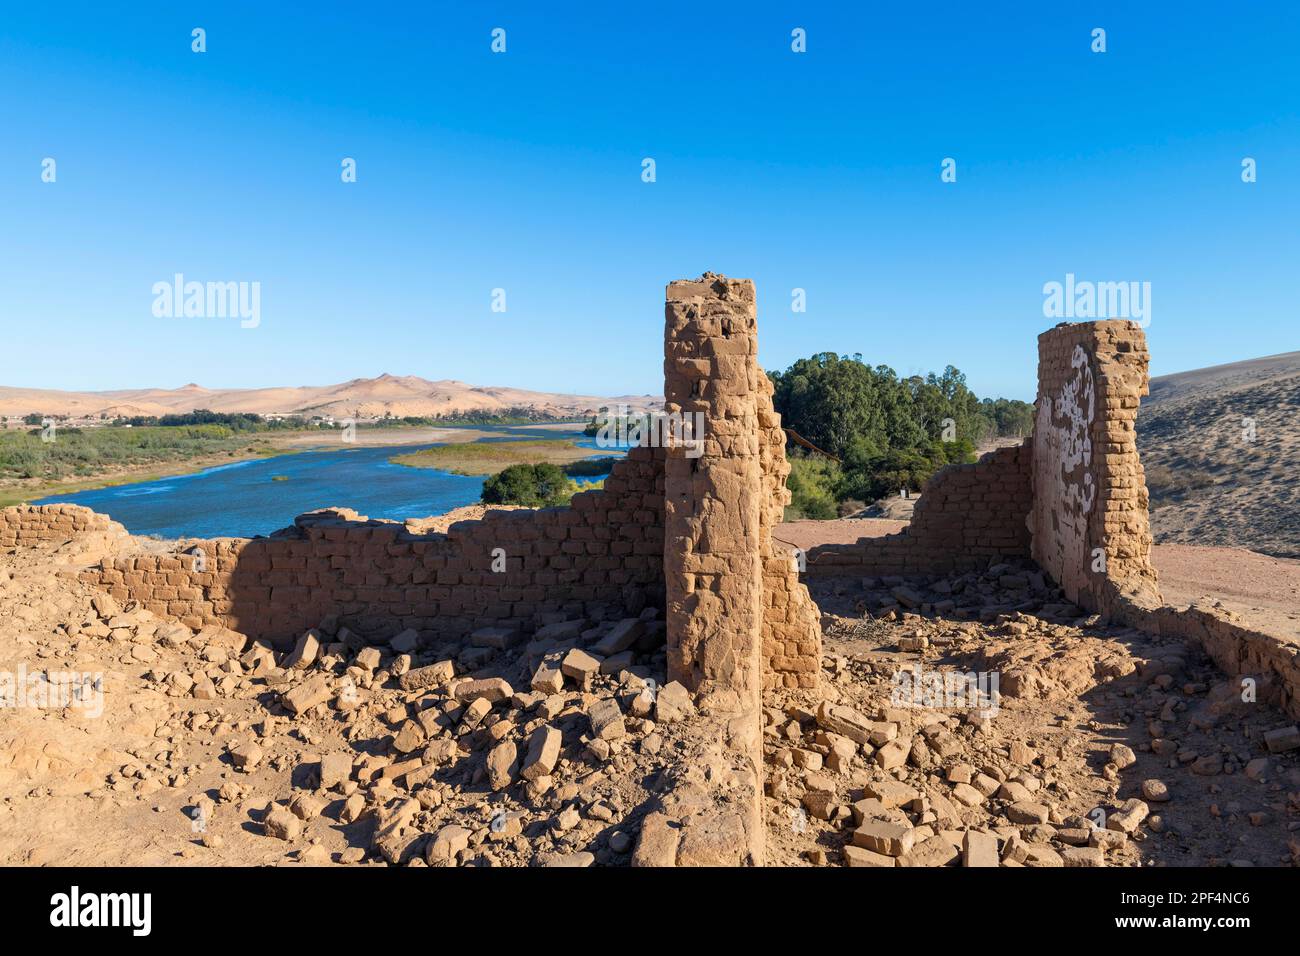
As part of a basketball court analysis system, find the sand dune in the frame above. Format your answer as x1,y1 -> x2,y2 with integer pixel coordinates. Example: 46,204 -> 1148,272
0,373 -> 662,421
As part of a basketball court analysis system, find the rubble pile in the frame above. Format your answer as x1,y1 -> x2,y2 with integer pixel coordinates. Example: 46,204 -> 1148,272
761,573 -> 1300,867
3,534 -> 1298,867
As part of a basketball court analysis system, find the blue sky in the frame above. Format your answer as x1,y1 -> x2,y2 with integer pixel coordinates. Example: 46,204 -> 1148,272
2,1 -> 1296,401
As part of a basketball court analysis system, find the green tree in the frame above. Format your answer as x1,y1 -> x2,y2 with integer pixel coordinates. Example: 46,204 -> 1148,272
785,455 -> 841,520
480,463 -> 576,507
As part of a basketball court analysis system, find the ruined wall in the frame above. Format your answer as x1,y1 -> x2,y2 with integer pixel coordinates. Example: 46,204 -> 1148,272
1028,320 -> 1158,612
758,374 -> 822,689
0,504 -> 126,547
60,448 -> 665,646
806,441 -> 1032,577
662,275 -> 766,711
661,274 -> 822,700
1028,322 -> 1300,720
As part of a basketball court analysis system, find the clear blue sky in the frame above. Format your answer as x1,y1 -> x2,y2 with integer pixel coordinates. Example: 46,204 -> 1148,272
2,1 -> 1296,401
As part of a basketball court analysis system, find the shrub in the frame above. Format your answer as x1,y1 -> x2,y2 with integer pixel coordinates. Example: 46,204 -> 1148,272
481,463 -> 576,507
786,455 -> 841,520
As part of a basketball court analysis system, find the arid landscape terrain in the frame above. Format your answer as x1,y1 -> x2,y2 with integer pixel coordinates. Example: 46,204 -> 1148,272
0,374 -> 662,423
3,506 -> 1297,868
1137,352 -> 1300,559
2,290 -> 1297,871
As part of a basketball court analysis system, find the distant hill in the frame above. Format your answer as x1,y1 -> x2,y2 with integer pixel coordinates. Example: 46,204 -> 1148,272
0,374 -> 662,422
1138,351 -> 1300,558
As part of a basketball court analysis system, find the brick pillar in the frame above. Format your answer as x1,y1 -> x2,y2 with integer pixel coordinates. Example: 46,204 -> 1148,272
663,274 -> 764,714
1028,320 -> 1160,613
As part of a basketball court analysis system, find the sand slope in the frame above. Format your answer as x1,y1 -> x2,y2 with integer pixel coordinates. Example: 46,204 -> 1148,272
0,373 -> 662,421
1137,352 -> 1300,558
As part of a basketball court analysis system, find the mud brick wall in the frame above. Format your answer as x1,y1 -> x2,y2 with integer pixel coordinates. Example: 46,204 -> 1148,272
70,447 -> 665,646
805,441 -> 1033,577
0,504 -> 126,548
659,275 -> 772,866
662,275 -> 767,711
662,274 -> 822,701
758,373 -> 822,689
1028,320 -> 1159,612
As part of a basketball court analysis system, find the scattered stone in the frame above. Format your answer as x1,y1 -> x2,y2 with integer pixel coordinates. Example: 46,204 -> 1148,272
229,742 -> 263,772
560,649 -> 601,687
589,698 -> 627,741
486,739 -> 518,790
1109,743 -> 1137,770
471,626 -> 519,650
320,752 -> 352,790
283,630 -> 321,670
1141,779 -> 1170,802
521,725 -> 561,781
1264,726 -> 1300,754
591,619 -> 644,656
389,628 -> 421,654
962,830 -> 999,867
654,681 -> 695,723
426,825 -> 471,864
264,805 -> 301,841
282,676 -> 332,716
531,663 -> 564,695
843,845 -> 895,867
399,660 -> 456,692
852,820 -> 915,857
1107,799 -> 1149,834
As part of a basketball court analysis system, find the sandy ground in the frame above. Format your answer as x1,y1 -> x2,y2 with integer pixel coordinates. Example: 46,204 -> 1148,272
777,518 -> 1300,637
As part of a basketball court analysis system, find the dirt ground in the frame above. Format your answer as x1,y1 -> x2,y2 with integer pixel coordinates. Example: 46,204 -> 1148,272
0,534 -> 681,867
764,569 -> 1300,867
2,519 -> 1297,867
777,518 -> 1300,638
762,518 -> 1300,867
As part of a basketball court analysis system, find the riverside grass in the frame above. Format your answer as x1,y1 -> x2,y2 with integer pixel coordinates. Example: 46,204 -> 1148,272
390,439 -> 617,477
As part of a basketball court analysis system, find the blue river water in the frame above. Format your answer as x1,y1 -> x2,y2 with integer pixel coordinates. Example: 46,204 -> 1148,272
35,425 -> 622,539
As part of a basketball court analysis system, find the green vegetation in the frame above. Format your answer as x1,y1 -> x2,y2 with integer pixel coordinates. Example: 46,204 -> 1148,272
583,411 -> 651,437
390,439 -> 611,476
113,409 -> 311,431
786,457 -> 842,520
0,424 -> 253,483
481,463 -> 578,507
770,354 -> 1035,518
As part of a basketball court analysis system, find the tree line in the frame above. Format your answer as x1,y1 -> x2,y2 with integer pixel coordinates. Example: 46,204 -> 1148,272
769,353 -> 1034,519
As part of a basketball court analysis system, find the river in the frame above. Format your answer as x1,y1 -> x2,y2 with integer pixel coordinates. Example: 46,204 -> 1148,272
34,425 -> 621,539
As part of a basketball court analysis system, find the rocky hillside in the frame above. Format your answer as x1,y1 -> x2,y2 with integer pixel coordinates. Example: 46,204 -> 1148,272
1137,352 -> 1300,559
